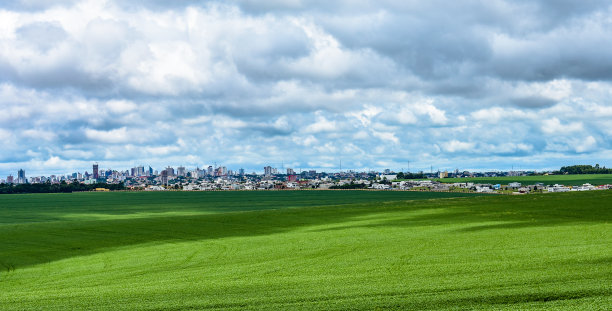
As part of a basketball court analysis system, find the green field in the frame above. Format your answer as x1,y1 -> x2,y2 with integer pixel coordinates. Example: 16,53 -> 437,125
436,174 -> 612,186
1,191 -> 611,310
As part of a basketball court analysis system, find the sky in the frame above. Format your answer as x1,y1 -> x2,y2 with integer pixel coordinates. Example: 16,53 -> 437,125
1,0 -> 612,176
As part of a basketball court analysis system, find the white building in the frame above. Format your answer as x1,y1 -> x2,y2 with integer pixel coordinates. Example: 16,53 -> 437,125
572,183 -> 596,191
547,184 -> 570,192
371,183 -> 391,190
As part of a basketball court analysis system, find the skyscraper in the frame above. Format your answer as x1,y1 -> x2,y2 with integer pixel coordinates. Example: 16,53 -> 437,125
161,170 -> 168,185
165,167 -> 175,176
93,163 -> 99,179
264,166 -> 273,176
17,169 -> 26,184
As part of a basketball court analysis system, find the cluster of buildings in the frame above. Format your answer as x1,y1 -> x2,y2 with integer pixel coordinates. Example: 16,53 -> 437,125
2,164 -> 610,194
1,163 -> 385,186
438,181 -> 610,194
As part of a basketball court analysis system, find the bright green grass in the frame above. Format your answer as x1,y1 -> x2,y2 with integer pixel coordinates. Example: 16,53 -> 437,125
0,190 -> 610,310
435,173 -> 612,186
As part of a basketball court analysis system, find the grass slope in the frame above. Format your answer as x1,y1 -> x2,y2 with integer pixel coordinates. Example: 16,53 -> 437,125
0,191 -> 610,310
435,173 -> 612,186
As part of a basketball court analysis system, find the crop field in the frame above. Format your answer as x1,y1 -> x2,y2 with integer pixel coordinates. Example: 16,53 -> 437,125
435,173 -> 612,186
0,190 -> 610,310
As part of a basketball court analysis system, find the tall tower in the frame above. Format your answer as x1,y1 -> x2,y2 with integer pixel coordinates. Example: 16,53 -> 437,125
17,169 -> 26,184
161,170 -> 168,186
93,163 -> 99,180
177,166 -> 186,177
264,166 -> 272,176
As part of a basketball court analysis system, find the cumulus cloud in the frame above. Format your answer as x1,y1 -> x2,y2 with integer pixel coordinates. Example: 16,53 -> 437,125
0,0 -> 611,176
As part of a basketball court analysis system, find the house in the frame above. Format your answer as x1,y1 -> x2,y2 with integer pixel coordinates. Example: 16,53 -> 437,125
475,186 -> 493,193
371,183 -> 390,190
547,184 -> 570,192
572,183 -> 595,191
182,184 -> 200,191
146,185 -> 166,191
508,182 -> 521,188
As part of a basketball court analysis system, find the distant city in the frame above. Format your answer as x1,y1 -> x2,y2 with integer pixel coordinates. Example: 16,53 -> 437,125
2,163 -> 543,185
4,163 -> 609,193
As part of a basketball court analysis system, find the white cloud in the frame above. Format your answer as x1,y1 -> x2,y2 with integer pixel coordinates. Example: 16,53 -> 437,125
372,131 -> 398,144
442,140 -> 476,153
304,113 -> 337,133
0,0 -> 611,176
412,100 -> 448,125
105,100 -> 137,114
541,118 -> 583,134
575,136 -> 597,153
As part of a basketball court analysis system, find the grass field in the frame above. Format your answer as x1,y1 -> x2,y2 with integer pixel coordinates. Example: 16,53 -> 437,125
435,173 -> 612,186
0,190 -> 610,310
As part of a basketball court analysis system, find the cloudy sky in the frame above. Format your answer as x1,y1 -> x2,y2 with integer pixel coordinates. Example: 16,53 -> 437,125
1,0 -> 612,176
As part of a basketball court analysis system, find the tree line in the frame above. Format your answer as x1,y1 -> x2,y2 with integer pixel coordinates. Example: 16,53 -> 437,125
558,164 -> 612,175
0,181 -> 125,194
329,182 -> 368,190
395,172 -> 425,179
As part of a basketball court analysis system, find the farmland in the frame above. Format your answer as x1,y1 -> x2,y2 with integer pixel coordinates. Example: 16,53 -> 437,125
0,190 -> 610,310
435,173 -> 612,186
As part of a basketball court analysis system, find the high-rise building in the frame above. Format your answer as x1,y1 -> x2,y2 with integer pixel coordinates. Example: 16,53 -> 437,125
239,168 -> 245,176
17,169 -> 26,184
287,168 -> 295,175
93,163 -> 99,179
7,175 -> 14,184
165,167 -> 175,176
207,166 -> 213,176
136,166 -> 145,177
264,166 -> 273,176
161,170 -> 168,185
177,166 -> 186,177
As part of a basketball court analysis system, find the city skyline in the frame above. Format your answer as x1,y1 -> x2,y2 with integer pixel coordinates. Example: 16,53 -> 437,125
1,1 -> 611,177
4,161 -> 609,183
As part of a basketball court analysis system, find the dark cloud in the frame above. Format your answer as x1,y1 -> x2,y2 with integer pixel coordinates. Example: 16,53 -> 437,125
525,0 -> 612,26
510,97 -> 557,109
